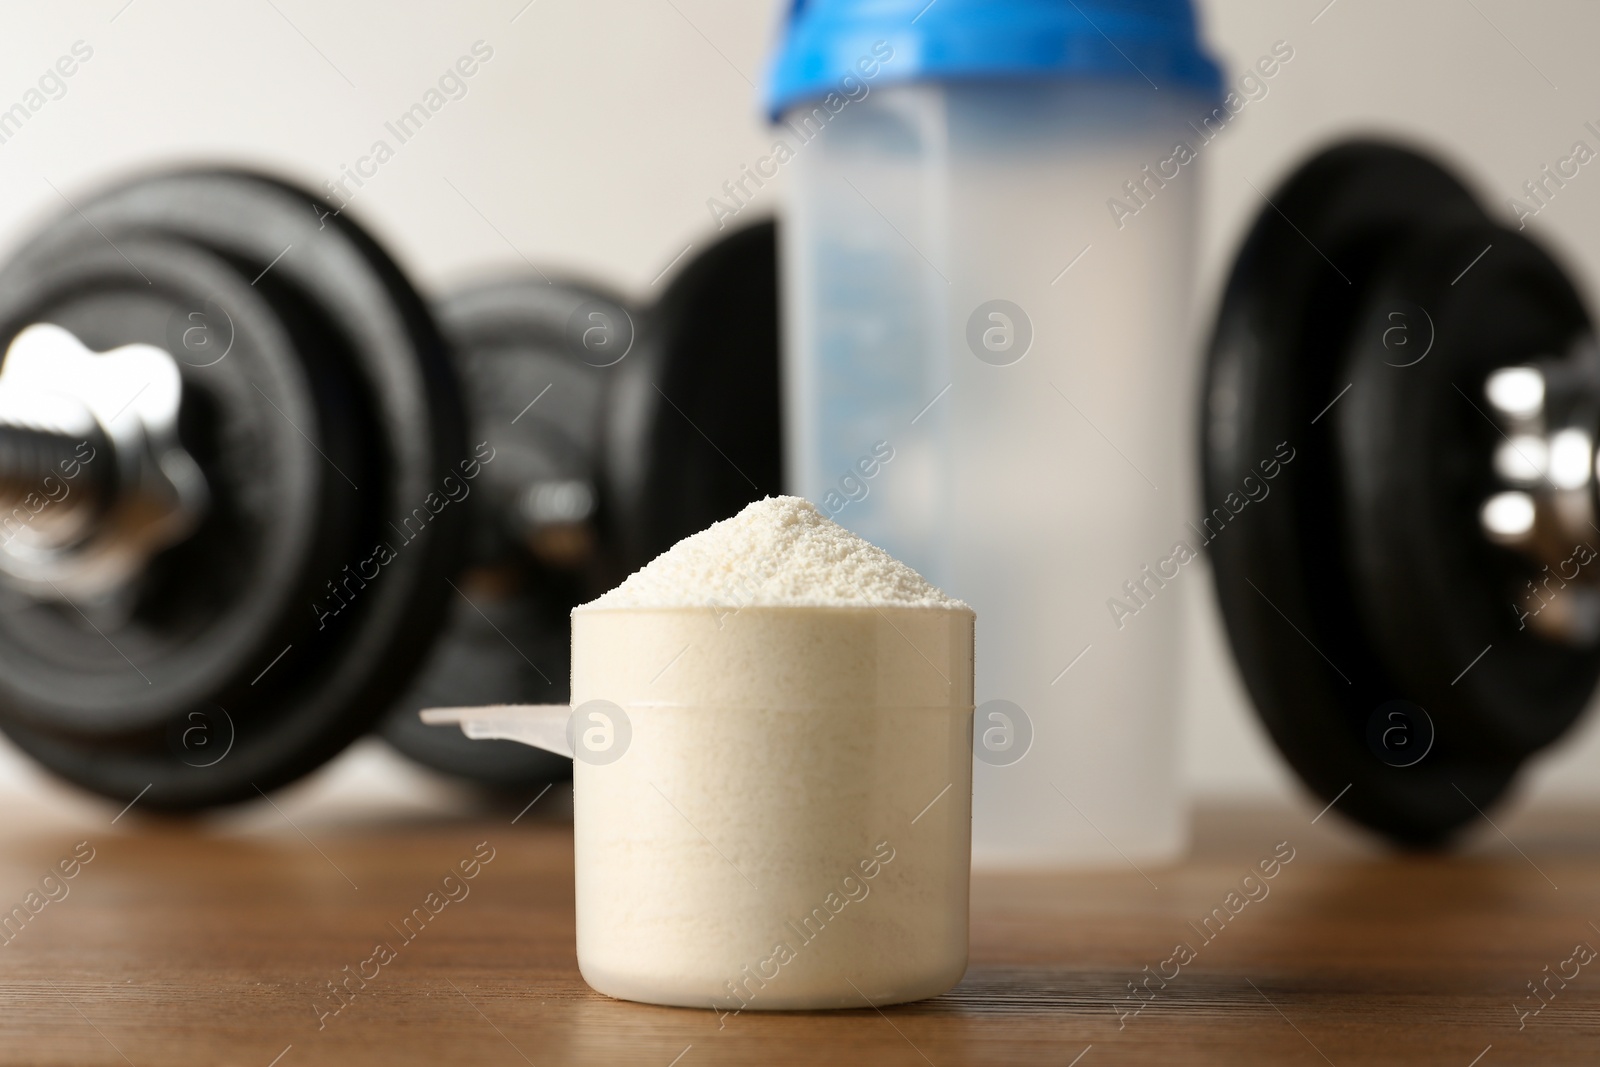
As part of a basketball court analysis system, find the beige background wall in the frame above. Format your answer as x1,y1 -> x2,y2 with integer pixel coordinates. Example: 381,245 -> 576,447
1,0 -> 1598,814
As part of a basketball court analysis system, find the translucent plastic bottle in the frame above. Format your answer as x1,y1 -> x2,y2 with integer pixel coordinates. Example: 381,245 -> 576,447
767,1 -> 1222,866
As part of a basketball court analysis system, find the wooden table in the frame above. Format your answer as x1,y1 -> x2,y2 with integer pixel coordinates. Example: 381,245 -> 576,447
2,776 -> 1597,1066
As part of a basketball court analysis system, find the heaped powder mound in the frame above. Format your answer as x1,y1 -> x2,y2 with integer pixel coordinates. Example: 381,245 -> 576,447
567,498 -> 975,1011
582,495 -> 967,611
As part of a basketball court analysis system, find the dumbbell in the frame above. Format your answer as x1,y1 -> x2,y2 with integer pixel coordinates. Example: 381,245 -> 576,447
378,224 -> 784,790
1204,141 -> 1600,844
0,169 -> 780,810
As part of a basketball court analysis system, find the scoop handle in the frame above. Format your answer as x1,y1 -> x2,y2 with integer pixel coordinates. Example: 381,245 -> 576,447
419,704 -> 574,760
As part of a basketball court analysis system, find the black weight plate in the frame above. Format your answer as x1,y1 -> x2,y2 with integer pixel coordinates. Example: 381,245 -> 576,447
0,236 -> 337,737
379,276 -> 627,787
379,584 -> 573,789
431,275 -> 622,571
604,220 -> 783,570
0,170 -> 466,810
1203,142 -> 1522,845
1338,223 -> 1598,758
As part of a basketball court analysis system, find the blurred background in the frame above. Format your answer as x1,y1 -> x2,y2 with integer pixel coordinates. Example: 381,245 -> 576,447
3,0 -> 1600,820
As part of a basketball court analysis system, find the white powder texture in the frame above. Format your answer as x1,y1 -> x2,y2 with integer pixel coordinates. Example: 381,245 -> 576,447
582,496 -> 967,611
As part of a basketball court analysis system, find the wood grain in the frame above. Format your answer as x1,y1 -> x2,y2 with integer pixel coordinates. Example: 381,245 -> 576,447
0,795 -> 1596,1066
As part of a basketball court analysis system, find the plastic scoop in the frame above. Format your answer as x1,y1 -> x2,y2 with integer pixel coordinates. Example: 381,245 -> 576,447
420,705 -> 574,759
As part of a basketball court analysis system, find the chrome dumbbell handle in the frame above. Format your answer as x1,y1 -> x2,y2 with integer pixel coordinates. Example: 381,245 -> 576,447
0,324 -> 205,599
0,416 -> 109,510
1479,338 -> 1600,644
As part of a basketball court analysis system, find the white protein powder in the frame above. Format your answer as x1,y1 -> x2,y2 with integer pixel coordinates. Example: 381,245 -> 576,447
581,495 -> 967,611
568,496 -> 974,1010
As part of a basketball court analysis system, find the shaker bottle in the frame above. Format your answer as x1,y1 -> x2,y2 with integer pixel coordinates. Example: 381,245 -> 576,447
766,1 -> 1222,866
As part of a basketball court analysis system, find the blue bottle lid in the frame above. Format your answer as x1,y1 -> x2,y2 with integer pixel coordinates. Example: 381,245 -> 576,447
765,0 -> 1223,120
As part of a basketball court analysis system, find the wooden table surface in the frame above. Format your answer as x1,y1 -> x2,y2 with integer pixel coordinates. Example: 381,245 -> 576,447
2,774 -> 1598,1066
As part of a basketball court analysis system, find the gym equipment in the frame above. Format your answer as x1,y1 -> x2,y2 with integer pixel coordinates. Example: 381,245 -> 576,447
0,169 -> 780,809
1204,140 -> 1600,844
8,144 -> 1594,848
0,170 -> 466,810
373,276 -> 621,792
377,222 -> 784,786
